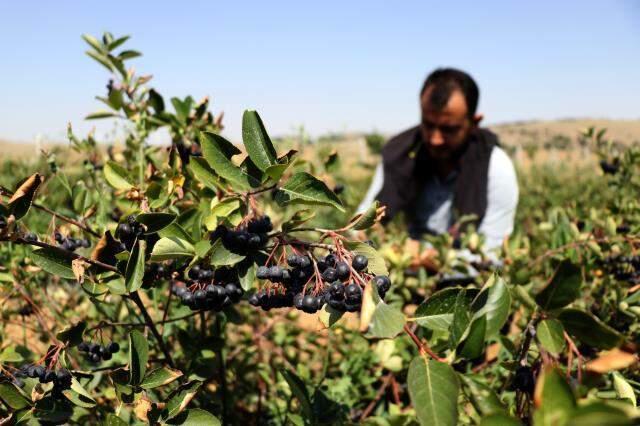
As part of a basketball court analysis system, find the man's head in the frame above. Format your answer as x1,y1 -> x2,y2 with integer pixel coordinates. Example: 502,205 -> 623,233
419,68 -> 482,160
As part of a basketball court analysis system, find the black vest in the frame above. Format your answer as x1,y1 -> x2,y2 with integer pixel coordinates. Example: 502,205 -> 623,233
375,126 -> 498,232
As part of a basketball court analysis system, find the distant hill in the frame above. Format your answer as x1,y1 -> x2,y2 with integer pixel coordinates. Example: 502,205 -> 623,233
490,118 -> 640,147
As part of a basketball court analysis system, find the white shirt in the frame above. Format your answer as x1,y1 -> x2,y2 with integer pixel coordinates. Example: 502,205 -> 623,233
357,146 -> 519,252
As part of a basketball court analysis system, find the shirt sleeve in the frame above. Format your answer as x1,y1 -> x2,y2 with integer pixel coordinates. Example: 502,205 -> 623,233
356,162 -> 384,214
478,147 -> 519,251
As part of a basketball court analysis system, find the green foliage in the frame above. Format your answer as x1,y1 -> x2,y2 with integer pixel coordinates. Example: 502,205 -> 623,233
1,33 -> 639,426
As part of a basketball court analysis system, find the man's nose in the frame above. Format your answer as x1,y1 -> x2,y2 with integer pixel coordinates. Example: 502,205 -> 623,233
429,130 -> 445,146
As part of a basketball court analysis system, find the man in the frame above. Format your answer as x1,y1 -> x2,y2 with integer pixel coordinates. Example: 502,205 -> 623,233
358,68 -> 518,252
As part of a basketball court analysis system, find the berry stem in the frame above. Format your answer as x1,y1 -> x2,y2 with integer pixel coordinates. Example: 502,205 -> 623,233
403,324 -> 445,362
129,291 -> 176,368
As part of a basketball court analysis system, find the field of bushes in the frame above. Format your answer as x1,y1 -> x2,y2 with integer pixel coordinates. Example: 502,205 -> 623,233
1,33 -> 639,426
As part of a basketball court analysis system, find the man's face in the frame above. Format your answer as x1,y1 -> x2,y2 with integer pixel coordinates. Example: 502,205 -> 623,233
420,87 -> 474,160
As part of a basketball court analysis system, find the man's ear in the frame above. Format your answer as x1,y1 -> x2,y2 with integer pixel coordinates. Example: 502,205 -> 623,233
472,113 -> 484,126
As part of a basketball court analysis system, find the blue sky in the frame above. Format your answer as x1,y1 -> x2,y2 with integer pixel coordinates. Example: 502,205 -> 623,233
0,1 -> 638,143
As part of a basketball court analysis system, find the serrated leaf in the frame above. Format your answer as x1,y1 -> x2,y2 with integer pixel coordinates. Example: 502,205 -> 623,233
31,246 -> 76,279
209,239 -> 245,267
150,237 -> 195,261
129,330 -> 149,386
136,213 -> 176,234
414,287 -> 464,331
188,157 -> 225,191
141,367 -> 183,389
163,381 -> 202,420
535,261 -> 582,311
345,241 -> 388,276
62,378 -> 96,408
104,161 -> 135,190
200,131 -> 261,190
125,239 -> 146,293
557,308 -> 623,349
0,382 -> 31,410
242,110 -> 277,172
351,201 -> 379,230
408,356 -> 459,426
275,172 -> 344,212
536,319 -> 566,355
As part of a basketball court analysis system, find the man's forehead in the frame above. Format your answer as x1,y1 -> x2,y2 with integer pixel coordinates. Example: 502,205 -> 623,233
421,87 -> 468,120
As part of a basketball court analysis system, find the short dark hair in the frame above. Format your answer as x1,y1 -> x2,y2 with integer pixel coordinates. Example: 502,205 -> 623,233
420,68 -> 479,118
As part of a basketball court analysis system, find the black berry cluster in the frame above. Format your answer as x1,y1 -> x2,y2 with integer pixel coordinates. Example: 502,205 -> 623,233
212,216 -> 272,255
18,304 -> 34,316
600,159 -> 619,175
115,215 -> 146,251
143,262 -> 175,286
172,265 -> 244,312
250,251 -> 392,315
55,232 -> 90,252
512,366 -> 535,395
78,341 -> 120,363
14,365 -> 72,393
602,255 -> 640,284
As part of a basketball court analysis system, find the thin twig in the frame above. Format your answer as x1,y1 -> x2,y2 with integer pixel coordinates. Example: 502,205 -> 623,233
129,291 -> 175,368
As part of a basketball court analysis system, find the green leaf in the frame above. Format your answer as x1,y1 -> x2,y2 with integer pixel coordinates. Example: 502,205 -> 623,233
536,319 -> 566,355
104,161 -> 135,190
281,209 -> 316,232
188,157 -> 224,191
275,172 -> 345,212
0,382 -> 31,410
449,290 -> 473,348
118,49 -> 141,60
612,372 -> 636,406
351,201 -> 379,230
31,247 -> 76,279
345,241 -> 388,276
82,34 -> 104,52
104,414 -> 129,426
166,409 -> 221,426
56,320 -> 86,347
567,401 -> 633,425
209,239 -> 245,267
86,111 -> 119,120
141,367 -> 183,390
557,309 -> 624,349
408,356 -> 459,426
533,367 -> 576,426
62,378 -> 96,408
368,302 -> 406,339
85,50 -> 114,72
535,261 -> 582,311
128,330 -> 149,385
151,237 -> 195,261
163,381 -> 202,420
480,414 -> 522,426
414,288 -> 465,331
125,239 -> 146,293
108,35 -> 130,51
137,212 -> 176,234
200,131 -> 261,190
237,261 -> 257,292
458,316 -> 487,359
0,346 -> 24,363
459,375 -> 507,416
158,223 -> 195,244
470,275 -> 511,339
318,304 -> 345,328
242,110 -> 277,172
281,369 -> 313,421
